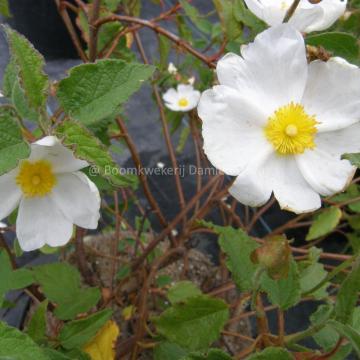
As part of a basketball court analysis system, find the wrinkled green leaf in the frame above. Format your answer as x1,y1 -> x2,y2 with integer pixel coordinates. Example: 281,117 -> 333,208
328,320 -> 360,358
56,119 -> 137,188
4,26 -> 48,109
167,281 -> 202,304
59,309 -> 113,349
202,222 -> 259,291
246,347 -> 293,359
154,342 -> 189,360
335,257 -> 360,324
299,247 -> 329,299
0,321 -> 48,360
153,295 -> 229,351
32,262 -> 101,320
261,258 -> 301,310
0,250 -> 33,308
183,349 -> 232,360
26,301 -> 48,343
57,59 -> 154,125
0,107 -> 30,176
311,304 -> 338,351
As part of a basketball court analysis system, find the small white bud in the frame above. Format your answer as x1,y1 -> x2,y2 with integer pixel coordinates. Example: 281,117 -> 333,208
188,76 -> 195,85
157,162 -> 165,169
168,62 -> 178,75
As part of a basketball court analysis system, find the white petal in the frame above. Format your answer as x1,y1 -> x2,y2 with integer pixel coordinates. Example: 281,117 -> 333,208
296,149 -> 355,197
271,156 -> 321,213
163,88 -> 178,104
304,0 -> 347,32
316,122 -> 360,158
289,6 -> 325,33
302,58 -> 360,132
198,86 -> 271,176
217,25 -> 308,116
30,136 -> 88,173
177,84 -> 195,94
244,0 -> 327,32
0,169 -> 22,220
183,90 -> 201,111
229,150 -> 273,207
16,196 -> 73,251
51,172 -> 100,229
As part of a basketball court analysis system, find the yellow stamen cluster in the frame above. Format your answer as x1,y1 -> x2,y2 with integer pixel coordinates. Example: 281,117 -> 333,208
264,102 -> 318,155
178,97 -> 189,107
16,160 -> 56,198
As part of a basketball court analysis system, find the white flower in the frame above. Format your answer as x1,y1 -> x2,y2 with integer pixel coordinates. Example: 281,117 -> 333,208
0,91 -> 4,98
0,136 -> 101,251
163,84 -> 201,112
157,162 -> 165,169
168,62 -> 178,75
198,24 -> 360,214
244,0 -> 347,33
188,76 -> 196,85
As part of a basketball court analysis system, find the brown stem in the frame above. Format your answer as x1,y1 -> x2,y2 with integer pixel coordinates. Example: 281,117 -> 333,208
56,0 -> 88,62
75,227 -> 96,286
283,0 -> 301,23
131,174 -> 222,271
134,32 -> 186,220
95,15 -> 216,68
116,118 -> 168,229
131,247 -> 186,359
88,0 -> 101,62
278,309 -> 285,346
0,233 -> 17,269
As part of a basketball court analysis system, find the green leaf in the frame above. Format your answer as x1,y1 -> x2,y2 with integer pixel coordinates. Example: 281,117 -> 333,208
233,0 -> 266,33
0,321 -> 48,360
183,349 -> 232,360
299,247 -> 329,299
332,184 -> 360,213
306,32 -> 359,63
32,262 -> 101,320
0,107 -> 30,176
59,309 -> 113,349
154,342 -> 189,360
261,258 -> 301,310
167,281 -> 202,304
3,59 -> 17,97
0,250 -> 34,308
213,0 -> 242,41
202,223 -> 259,291
153,295 -> 229,351
158,35 -> 171,70
55,119 -> 137,188
26,300 -> 48,344
179,0 -> 212,34
328,320 -> 360,358
335,257 -> 360,324
306,207 -> 342,241
4,26 -> 48,109
57,59 -> 154,126
0,0 -> 10,17
310,304 -> 339,351
42,348 -> 73,360
343,153 -> 360,168
246,347 -> 293,359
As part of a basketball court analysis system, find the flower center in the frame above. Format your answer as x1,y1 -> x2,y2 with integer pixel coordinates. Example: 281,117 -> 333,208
16,160 -> 56,198
178,97 -> 189,107
264,102 -> 318,155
